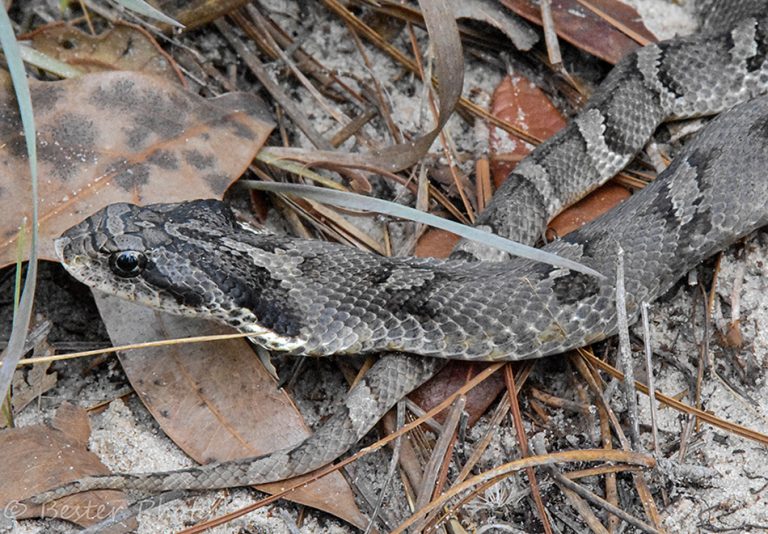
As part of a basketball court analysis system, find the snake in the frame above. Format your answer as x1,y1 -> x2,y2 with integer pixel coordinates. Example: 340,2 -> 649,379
29,0 -> 768,508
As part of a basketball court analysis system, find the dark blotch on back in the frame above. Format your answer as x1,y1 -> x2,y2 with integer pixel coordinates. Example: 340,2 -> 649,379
210,263 -> 302,337
639,148 -> 714,241
382,268 -> 448,321
655,58 -> 687,99
551,272 -> 601,306
601,75 -> 660,155
476,171 -> 547,231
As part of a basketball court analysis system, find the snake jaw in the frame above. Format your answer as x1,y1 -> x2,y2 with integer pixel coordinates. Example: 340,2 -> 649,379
53,236 -> 71,264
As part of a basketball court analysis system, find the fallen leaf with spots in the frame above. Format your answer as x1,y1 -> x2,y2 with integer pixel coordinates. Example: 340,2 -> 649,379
0,70 -> 273,268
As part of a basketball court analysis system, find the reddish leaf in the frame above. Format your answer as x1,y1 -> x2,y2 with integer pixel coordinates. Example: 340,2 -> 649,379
501,0 -> 656,64
0,403 -> 133,531
409,362 -> 506,426
547,182 -> 630,238
489,74 -> 567,188
414,228 -> 461,259
0,71 -> 273,268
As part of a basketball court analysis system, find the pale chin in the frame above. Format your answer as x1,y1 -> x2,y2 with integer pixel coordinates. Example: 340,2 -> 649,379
53,237 -> 71,263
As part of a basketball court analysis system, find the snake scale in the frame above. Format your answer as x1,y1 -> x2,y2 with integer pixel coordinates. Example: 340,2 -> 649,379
30,0 -> 768,507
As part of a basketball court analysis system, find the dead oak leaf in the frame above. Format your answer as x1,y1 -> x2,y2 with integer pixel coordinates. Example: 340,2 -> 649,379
0,70 -> 273,269
501,0 -> 657,64
0,403 -> 134,531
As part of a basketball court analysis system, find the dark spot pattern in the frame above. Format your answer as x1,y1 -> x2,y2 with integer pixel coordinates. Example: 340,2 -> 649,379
227,120 -> 256,140
656,56 -> 688,98
90,79 -> 188,150
39,112 -> 97,181
601,77 -> 661,156
209,263 -> 301,337
113,162 -> 151,190
147,149 -> 179,170
551,272 -> 601,306
183,149 -> 214,170
30,84 -> 65,111
381,269 -> 448,321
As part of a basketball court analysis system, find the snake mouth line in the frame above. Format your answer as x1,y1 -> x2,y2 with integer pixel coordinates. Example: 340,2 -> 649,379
53,236 -> 70,263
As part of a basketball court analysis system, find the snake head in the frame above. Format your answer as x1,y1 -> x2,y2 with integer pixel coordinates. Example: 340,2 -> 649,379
55,199 -> 308,351
55,199 -> 238,315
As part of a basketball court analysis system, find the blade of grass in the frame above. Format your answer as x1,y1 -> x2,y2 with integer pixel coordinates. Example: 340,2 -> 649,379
112,0 -> 184,28
240,180 -> 606,279
0,5 -> 39,404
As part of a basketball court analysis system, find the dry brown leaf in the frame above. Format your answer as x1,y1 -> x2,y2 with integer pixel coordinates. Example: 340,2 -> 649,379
409,362 -> 506,426
452,0 -> 539,50
414,228 -> 460,259
8,361 -> 57,419
93,294 -> 369,530
0,403 -> 133,531
24,22 -> 184,83
501,0 -> 656,64
547,182 -> 630,238
0,71 -> 273,269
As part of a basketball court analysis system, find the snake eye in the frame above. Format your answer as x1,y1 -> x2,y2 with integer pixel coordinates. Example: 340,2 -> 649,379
109,250 -> 147,278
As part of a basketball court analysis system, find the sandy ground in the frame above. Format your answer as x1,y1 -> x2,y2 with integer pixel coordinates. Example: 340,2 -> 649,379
4,0 -> 768,532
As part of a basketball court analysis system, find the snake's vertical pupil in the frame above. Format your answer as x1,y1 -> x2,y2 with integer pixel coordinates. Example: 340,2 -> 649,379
109,251 -> 147,278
